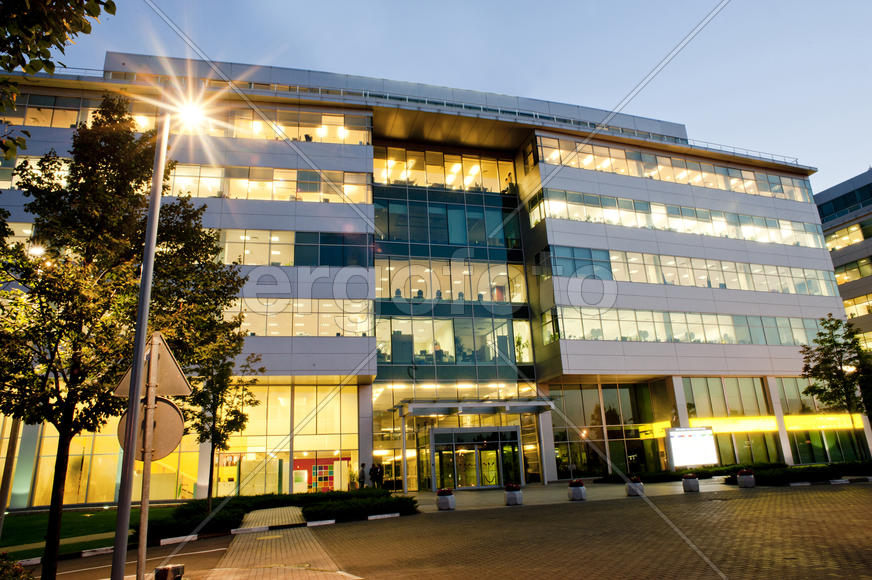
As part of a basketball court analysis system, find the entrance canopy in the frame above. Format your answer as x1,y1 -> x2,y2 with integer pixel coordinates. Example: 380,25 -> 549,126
394,399 -> 553,417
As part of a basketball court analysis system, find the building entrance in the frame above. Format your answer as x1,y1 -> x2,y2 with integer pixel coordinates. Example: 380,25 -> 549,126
430,427 -> 522,491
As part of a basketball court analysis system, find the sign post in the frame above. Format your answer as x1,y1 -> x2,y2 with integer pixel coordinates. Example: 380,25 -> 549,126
114,332 -> 191,579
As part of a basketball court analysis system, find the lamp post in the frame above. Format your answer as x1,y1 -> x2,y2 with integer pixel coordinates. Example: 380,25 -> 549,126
110,110 -> 171,580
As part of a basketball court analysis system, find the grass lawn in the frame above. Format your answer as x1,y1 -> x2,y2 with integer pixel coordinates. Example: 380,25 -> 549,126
0,506 -> 177,551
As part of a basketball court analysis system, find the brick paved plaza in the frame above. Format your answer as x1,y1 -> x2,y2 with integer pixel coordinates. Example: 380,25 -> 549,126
43,484 -> 872,579
312,485 -> 872,580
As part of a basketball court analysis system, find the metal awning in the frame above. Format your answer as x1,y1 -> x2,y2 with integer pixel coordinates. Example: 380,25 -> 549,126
394,399 -> 554,417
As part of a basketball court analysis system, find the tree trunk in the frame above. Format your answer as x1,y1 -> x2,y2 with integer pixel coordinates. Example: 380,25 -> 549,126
207,442 -> 215,514
0,416 -> 22,540
41,427 -> 72,580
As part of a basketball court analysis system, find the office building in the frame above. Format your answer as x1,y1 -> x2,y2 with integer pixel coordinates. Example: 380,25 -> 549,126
0,52 -> 869,507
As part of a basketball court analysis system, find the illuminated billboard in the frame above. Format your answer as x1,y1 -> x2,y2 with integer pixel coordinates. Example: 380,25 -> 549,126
666,427 -> 719,468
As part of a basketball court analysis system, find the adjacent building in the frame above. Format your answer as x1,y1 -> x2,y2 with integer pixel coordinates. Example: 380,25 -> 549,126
0,52 -> 869,508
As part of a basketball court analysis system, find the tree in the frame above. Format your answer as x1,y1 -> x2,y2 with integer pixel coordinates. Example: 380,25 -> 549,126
0,95 -> 245,579
1,0 -> 116,158
185,328 -> 263,513
801,313 -> 869,459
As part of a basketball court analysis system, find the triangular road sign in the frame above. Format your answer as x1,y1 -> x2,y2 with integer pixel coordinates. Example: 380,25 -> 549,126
113,332 -> 192,397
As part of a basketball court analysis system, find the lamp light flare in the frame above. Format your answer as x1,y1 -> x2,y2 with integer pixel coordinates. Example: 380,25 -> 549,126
177,101 -> 205,129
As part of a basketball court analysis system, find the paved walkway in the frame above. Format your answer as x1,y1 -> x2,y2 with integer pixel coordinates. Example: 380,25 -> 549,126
239,506 -> 306,528
412,477 -> 739,512
203,508 -> 356,580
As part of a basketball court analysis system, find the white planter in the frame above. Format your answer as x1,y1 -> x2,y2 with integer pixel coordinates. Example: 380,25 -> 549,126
505,490 -> 523,506
567,486 -> 587,501
738,474 -> 756,488
626,482 -> 645,497
682,478 -> 700,493
436,495 -> 456,510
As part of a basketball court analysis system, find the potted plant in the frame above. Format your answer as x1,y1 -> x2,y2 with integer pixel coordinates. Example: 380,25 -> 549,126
737,468 -> 755,489
436,488 -> 456,510
504,483 -> 523,506
626,476 -> 644,497
567,478 -> 586,501
682,473 -> 699,493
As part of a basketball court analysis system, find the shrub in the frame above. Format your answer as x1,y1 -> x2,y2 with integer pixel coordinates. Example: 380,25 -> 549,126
683,473 -> 698,479
141,488 -> 395,544
436,488 -> 454,496
301,496 -> 418,522
0,553 -> 33,579
504,483 -> 521,492
568,479 -> 585,487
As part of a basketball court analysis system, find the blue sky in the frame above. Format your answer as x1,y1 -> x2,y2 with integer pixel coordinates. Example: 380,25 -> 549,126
56,0 -> 872,193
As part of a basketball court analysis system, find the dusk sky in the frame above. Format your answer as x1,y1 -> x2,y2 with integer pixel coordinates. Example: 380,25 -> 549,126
56,0 -> 871,193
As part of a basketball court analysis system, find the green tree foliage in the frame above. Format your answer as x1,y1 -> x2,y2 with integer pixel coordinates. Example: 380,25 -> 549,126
1,0 -> 117,158
0,95 -> 245,579
801,313 -> 868,415
185,328 -> 263,512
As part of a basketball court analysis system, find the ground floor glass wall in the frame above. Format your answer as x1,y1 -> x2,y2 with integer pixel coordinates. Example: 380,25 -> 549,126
550,381 -> 674,478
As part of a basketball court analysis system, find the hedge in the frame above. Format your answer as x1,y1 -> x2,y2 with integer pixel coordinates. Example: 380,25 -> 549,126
302,496 -> 418,522
140,488 -> 404,545
592,462 -> 789,484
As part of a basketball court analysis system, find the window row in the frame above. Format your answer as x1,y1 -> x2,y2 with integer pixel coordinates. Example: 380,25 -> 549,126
169,165 -> 371,204
549,382 -> 673,431
528,188 -> 825,249
825,219 -> 872,251
818,183 -> 872,224
375,258 -> 526,303
239,384 -> 359,437
683,377 -> 769,419
843,292 -> 872,319
218,229 -> 372,267
372,382 -> 536,409
375,199 -> 522,249
787,429 -> 867,464
547,246 -> 838,297
834,256 -> 872,285
226,298 -> 373,337
538,136 -> 812,203
543,306 -> 822,347
0,93 -> 372,145
776,377 -> 822,415
374,146 -> 516,194
375,316 -> 533,365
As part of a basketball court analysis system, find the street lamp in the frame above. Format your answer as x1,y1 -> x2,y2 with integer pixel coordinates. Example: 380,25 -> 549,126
110,100 -> 204,580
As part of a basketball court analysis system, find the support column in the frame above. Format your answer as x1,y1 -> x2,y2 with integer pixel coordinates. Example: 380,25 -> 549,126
670,376 -> 689,428
10,424 -> 40,509
537,411 -> 558,483
400,412 -> 408,494
861,415 -> 872,459
357,384 -> 373,472
194,441 -> 211,499
765,376 -> 794,466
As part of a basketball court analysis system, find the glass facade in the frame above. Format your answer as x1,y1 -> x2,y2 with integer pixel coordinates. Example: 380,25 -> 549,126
544,307 -> 822,346
528,188 -> 824,249
551,381 -> 674,477
538,136 -> 813,202
818,182 -> 872,223
546,245 -> 838,297
1,93 -> 373,145
834,256 -> 872,285
218,230 -> 372,267
169,165 -> 371,204
683,377 -> 780,465
373,146 -> 516,193
776,377 -> 869,464
227,298 -> 373,337
825,219 -> 871,251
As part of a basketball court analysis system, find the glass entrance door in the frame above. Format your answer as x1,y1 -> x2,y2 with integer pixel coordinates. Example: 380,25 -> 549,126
478,447 -> 499,487
432,428 -> 522,490
455,446 -> 477,488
